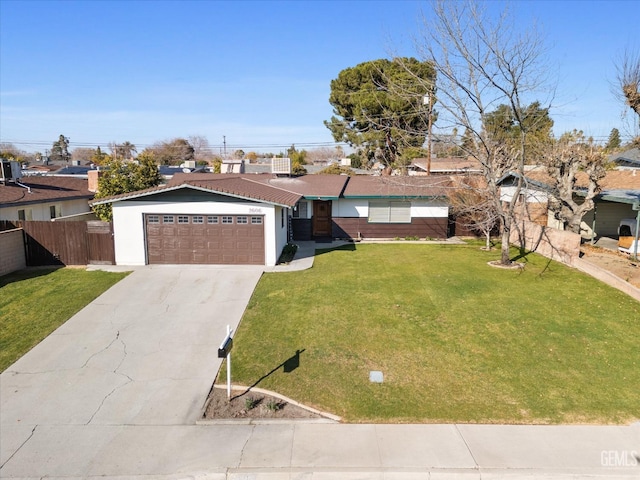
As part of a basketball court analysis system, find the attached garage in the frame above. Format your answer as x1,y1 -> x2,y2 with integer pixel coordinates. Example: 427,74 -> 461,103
90,175 -> 302,267
145,214 -> 265,265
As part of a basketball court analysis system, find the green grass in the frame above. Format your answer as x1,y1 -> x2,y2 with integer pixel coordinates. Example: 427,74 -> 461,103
0,267 -> 129,372
224,243 -> 640,424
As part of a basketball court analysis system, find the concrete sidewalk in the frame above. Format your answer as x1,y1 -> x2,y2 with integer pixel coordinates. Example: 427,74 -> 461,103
2,245 -> 639,479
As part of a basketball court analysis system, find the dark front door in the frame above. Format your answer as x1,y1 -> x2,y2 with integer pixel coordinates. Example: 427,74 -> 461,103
312,200 -> 332,237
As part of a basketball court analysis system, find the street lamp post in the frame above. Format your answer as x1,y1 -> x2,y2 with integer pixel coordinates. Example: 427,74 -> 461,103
423,93 -> 433,176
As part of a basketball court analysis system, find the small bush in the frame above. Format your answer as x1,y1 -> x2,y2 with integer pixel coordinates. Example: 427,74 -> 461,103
244,396 -> 259,410
265,399 -> 282,412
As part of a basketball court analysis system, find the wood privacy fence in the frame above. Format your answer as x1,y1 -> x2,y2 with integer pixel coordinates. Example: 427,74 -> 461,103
0,220 -> 115,266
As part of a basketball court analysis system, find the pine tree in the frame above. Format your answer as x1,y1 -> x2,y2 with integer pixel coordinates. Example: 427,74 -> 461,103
605,128 -> 621,151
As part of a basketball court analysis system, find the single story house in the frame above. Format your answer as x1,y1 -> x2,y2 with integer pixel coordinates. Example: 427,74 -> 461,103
91,173 -> 451,267
0,175 -> 94,221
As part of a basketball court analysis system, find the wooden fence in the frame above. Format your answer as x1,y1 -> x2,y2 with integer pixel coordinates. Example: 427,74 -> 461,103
0,220 -> 115,266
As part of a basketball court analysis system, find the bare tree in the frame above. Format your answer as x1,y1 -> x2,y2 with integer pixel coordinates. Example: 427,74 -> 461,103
543,131 -> 607,234
449,177 -> 500,250
615,50 -> 640,145
616,50 -> 640,117
403,0 -> 553,265
108,141 -> 137,161
188,135 -> 214,164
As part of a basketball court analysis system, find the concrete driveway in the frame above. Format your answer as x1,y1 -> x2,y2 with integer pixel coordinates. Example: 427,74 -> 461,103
1,265 -> 263,475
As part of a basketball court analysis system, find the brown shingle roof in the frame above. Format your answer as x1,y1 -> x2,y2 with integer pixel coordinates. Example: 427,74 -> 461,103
168,173 -> 349,199
258,175 -> 348,198
0,176 -> 93,207
91,174 -> 302,207
524,167 -> 640,190
344,175 -> 450,198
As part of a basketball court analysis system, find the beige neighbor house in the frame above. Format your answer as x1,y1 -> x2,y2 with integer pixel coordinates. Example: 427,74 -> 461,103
0,173 -> 94,221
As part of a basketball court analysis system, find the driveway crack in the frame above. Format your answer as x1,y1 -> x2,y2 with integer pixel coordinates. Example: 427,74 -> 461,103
85,331 -> 133,425
81,330 -> 120,369
0,425 -> 37,470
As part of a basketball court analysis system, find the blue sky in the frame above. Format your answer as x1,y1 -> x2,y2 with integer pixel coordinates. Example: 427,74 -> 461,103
1,0 -> 638,155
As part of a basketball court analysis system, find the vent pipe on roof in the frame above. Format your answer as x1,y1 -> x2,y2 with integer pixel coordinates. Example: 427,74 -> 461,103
15,180 -> 31,194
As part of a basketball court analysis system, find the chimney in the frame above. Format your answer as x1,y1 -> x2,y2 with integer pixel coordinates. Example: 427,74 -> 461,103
87,169 -> 102,193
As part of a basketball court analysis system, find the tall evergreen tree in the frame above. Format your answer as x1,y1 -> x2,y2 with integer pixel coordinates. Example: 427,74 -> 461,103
325,57 -> 436,168
50,135 -> 71,163
605,128 -> 621,151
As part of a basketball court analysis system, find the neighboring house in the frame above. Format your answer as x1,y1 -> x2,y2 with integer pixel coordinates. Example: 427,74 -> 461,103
408,157 -> 483,175
0,175 -> 95,221
499,168 -> 640,238
609,148 -> 640,169
90,173 -> 451,267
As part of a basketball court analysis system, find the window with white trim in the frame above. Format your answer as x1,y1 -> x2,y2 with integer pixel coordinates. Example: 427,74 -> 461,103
148,215 -> 160,223
163,215 -> 174,224
237,216 -> 248,224
192,215 -> 204,224
178,215 -> 189,224
251,216 -> 263,224
222,216 -> 233,224
207,216 -> 218,224
368,201 -> 411,223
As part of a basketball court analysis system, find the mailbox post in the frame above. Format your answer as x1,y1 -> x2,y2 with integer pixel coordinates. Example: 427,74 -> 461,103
218,325 -> 233,399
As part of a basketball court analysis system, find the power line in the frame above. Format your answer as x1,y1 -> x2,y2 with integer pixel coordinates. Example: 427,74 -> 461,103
0,138 -> 351,153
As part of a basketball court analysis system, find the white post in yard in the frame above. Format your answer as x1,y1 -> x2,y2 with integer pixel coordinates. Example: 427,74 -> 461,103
226,324 -> 231,400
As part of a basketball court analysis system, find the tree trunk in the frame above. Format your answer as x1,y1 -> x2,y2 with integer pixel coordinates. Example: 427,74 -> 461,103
500,227 -> 512,264
566,216 -> 583,235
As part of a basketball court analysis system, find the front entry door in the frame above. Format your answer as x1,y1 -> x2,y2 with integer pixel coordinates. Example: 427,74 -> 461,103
312,200 -> 332,237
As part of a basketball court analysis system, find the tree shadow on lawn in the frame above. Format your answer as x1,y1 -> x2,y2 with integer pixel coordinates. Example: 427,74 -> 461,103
230,348 -> 306,401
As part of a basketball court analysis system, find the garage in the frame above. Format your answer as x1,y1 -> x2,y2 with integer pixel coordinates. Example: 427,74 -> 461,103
145,213 -> 265,265
92,174 -> 302,267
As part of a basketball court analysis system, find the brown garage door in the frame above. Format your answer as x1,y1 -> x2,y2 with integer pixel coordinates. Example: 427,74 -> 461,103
145,214 -> 265,265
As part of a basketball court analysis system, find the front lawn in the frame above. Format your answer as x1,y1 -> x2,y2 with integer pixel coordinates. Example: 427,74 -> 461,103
225,243 -> 640,424
0,267 -> 129,371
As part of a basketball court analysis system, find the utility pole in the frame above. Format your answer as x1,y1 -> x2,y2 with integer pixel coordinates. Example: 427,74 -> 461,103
223,136 -> 227,157
423,93 -> 433,176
